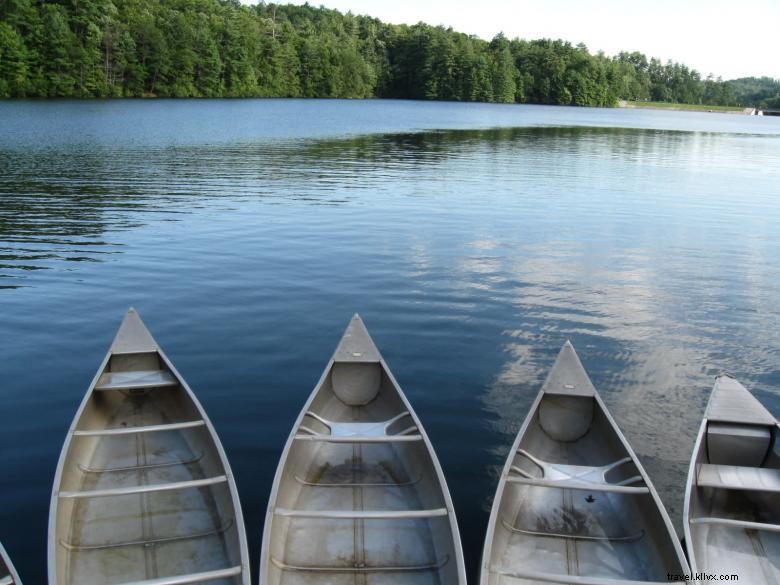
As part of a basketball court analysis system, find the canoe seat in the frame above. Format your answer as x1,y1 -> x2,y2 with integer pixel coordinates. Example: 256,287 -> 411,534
95,369 -> 177,391
506,449 -> 649,494
697,463 -> 780,492
294,411 -> 422,443
707,422 -> 771,466
112,566 -> 243,585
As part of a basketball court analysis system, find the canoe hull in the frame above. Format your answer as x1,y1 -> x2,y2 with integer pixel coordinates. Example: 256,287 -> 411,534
48,309 -> 250,585
481,342 -> 690,585
684,375 -> 780,584
260,315 -> 466,585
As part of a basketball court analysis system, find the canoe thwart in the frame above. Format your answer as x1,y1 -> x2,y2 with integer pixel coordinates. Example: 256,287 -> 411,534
270,554 -> 449,573
505,476 -> 649,493
114,565 -> 243,585
509,450 -> 646,493
490,567 -> 681,585
274,507 -> 448,519
294,434 -> 422,443
73,420 -> 205,437
95,369 -> 177,391
60,518 -> 235,551
697,463 -> 780,493
500,518 -> 646,542
689,516 -> 780,533
58,475 -> 228,498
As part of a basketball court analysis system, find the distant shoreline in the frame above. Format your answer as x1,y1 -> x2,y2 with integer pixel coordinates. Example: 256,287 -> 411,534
618,100 -> 749,114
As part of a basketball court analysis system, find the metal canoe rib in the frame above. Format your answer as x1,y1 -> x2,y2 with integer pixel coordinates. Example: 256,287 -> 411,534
73,420 -> 205,437
274,507 -> 448,519
270,554 -> 449,573
114,566 -> 243,585
58,475 -> 228,499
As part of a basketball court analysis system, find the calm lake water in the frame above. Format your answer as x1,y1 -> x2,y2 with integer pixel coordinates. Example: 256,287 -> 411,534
1,99 -> 780,583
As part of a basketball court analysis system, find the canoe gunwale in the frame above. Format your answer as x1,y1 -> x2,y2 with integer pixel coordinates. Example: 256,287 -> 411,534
47,311 -> 251,585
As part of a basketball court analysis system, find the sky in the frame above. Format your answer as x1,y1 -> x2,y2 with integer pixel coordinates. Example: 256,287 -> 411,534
248,0 -> 779,80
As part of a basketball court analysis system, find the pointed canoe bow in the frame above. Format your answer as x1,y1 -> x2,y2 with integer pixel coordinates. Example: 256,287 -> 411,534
260,314 -> 467,585
481,341 -> 690,585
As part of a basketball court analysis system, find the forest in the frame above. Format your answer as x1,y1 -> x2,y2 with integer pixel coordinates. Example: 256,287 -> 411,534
1,0 -> 779,107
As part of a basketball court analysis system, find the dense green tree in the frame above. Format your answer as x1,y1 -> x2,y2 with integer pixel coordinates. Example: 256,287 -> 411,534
489,34 -> 515,103
0,22 -> 28,96
0,0 -> 774,104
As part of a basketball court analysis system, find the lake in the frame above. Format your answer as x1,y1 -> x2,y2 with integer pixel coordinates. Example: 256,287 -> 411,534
1,99 -> 779,583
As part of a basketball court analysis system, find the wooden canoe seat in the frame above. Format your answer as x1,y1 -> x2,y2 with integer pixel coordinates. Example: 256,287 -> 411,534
294,411 -> 422,443
697,463 -> 780,492
270,554 -> 448,573
58,475 -> 227,498
114,566 -> 243,585
506,449 -> 649,494
491,568 -> 680,584
95,369 -> 177,391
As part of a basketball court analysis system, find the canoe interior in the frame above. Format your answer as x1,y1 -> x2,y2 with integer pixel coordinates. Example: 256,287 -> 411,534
265,362 -> 460,585
689,420 -> 780,583
54,351 -> 243,585
485,394 -> 686,584
0,542 -> 19,585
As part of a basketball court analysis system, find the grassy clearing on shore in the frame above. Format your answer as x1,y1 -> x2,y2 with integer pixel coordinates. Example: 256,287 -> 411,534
621,100 -> 745,113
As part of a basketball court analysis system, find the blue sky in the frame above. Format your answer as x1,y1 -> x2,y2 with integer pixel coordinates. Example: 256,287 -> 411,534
246,0 -> 779,80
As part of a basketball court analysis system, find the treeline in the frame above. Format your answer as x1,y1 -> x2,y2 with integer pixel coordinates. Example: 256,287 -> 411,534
0,0 -> 777,107
729,77 -> 780,109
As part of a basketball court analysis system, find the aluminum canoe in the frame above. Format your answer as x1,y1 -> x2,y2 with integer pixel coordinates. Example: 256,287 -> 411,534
0,542 -> 22,585
684,373 -> 779,584
259,314 -> 467,585
48,308 -> 250,585
481,341 -> 690,585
